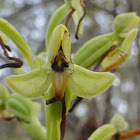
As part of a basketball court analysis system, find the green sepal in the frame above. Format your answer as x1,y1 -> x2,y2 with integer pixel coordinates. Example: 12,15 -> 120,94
73,33 -> 117,69
68,64 -> 116,98
102,29 -> 138,68
22,120 -> 46,140
113,13 -> 139,34
6,94 -> 41,123
5,65 -> 51,98
45,4 -> 71,50
14,68 -> 26,75
88,124 -> 117,140
0,18 -> 35,70
71,0 -> 84,34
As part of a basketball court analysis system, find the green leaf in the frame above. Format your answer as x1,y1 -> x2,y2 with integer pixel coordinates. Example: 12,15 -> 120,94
45,4 -> 71,50
5,65 -> 51,98
102,29 -> 138,68
73,33 -> 117,69
88,124 -> 117,140
0,18 -> 35,70
68,64 -> 115,98
113,13 -> 139,34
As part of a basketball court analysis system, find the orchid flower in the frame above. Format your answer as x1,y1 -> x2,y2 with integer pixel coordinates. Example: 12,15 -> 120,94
5,24 -> 115,102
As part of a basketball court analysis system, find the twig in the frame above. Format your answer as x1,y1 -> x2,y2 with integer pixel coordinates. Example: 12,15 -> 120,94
0,37 -> 23,69
121,130 -> 140,140
65,8 -> 75,27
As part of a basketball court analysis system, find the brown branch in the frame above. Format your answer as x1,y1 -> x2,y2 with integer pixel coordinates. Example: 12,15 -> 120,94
121,130 -> 140,140
0,37 -> 23,69
75,0 -> 86,39
65,8 -> 75,27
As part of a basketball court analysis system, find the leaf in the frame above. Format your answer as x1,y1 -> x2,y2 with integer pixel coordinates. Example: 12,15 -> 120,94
5,66 -> 51,98
45,4 -> 71,50
68,64 -> 115,98
0,18 -> 35,70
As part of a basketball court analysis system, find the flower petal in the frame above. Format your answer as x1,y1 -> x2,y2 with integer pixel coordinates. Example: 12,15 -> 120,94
5,66 -> 51,98
68,64 -> 115,98
45,4 -> 71,50
47,24 -> 67,67
72,0 -> 84,34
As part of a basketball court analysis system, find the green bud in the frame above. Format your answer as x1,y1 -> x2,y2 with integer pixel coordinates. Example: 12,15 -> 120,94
110,114 -> 128,131
88,124 -> 117,140
101,29 -> 138,69
113,13 -> 139,34
73,33 -> 117,69
6,94 -> 41,123
22,121 -> 46,140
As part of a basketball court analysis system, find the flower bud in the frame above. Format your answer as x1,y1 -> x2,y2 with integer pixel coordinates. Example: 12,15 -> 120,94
73,33 -> 117,69
110,114 -> 128,131
22,121 -> 46,140
113,13 -> 139,34
6,94 -> 41,123
88,124 -> 117,140
101,29 -> 138,69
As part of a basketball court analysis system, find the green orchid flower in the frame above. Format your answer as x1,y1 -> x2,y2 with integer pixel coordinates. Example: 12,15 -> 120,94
5,24 -> 115,101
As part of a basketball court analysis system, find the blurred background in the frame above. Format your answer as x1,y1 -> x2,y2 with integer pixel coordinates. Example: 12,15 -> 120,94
0,0 -> 140,140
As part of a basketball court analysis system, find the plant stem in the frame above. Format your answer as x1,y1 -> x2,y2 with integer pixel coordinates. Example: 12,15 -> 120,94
60,96 -> 66,140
